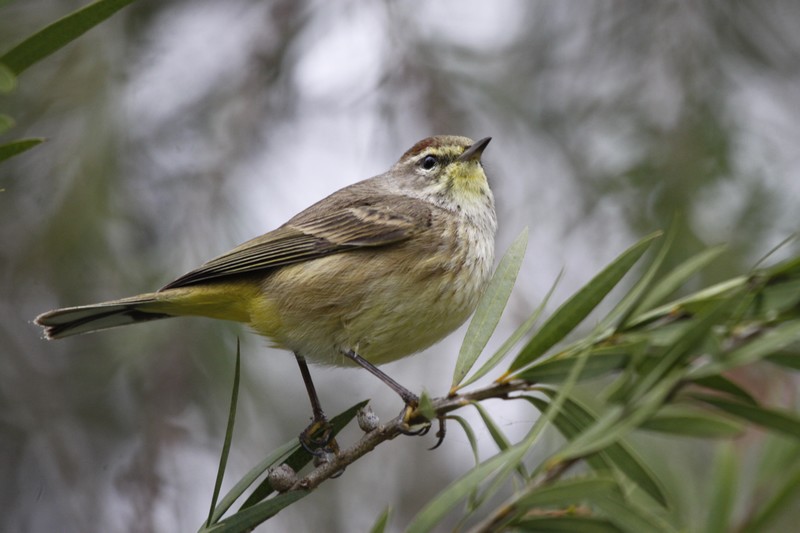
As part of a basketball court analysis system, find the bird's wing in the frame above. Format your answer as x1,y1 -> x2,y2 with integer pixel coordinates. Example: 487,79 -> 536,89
160,196 -> 431,289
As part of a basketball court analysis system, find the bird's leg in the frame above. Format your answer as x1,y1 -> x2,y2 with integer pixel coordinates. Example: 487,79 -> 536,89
342,350 -> 436,438
295,353 -> 337,455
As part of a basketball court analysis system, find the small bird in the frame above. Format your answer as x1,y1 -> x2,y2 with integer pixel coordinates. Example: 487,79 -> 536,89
36,135 -> 497,445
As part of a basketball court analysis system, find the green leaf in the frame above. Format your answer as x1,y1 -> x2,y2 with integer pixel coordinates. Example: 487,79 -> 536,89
743,464 -> 800,532
405,441 -> 530,533
209,439 -> 299,525
690,375 -> 757,405
501,478 -> 625,533
551,363 -> 685,466
626,297 -> 735,402
757,277 -> 800,316
527,394 -> 668,507
0,0 -> 137,75
594,491 -> 677,533
629,245 -> 727,321
201,491 -> 307,533
407,362 -> 587,533
639,406 -> 743,438
472,402 -> 512,452
515,516 -> 623,533
690,321 -> 800,379
207,345 -> 241,527
693,395 -> 800,440
509,232 -> 660,372
239,400 -> 368,510
515,352 -> 629,384
0,114 -> 14,135
605,224 -> 674,330
466,359 -> 588,522
472,402 -> 527,478
705,442 -> 737,533
369,507 -> 392,533
0,138 -> 45,162
449,416 -> 480,466
627,276 -> 747,328
458,270 -> 560,389
514,476 -> 620,509
452,227 -> 528,388
763,250 -> 800,277
417,390 -> 435,421
0,63 -> 15,93
766,350 -> 800,370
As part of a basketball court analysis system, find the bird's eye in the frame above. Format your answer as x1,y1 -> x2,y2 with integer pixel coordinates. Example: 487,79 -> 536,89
420,155 -> 438,170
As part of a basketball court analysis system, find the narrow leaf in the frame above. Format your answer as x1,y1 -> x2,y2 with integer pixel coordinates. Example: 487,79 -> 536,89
557,367 -> 684,462
497,478 -> 625,533
417,390 -> 435,421
472,402 -> 527,478
693,395 -> 800,440
690,374 -> 757,405
239,400 -> 368,510
509,232 -> 660,372
466,326 -> 590,522
202,491 -> 307,533
594,491 -> 677,533
405,442 -> 529,533
763,251 -> 800,277
690,321 -> 800,379
627,297 -> 735,402
605,224 -> 675,330
452,227 -> 528,387
458,270 -> 561,389
766,350 -> 800,370
515,352 -> 629,384
514,477 -> 620,509
210,439 -> 298,524
631,245 -> 727,320
0,138 -> 44,162
0,0 -> 137,75
0,114 -> 14,135
0,63 -> 15,93
527,394 -> 668,506
449,416 -> 480,466
515,516 -> 623,533
743,465 -> 800,532
627,276 -> 746,328
472,402 -> 512,452
639,407 -> 743,438
407,373 -> 584,533
207,344 -> 241,527
705,442 -> 737,533
369,507 -> 392,533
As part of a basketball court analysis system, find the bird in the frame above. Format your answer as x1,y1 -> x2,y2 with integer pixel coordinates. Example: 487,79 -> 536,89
36,135 -> 497,448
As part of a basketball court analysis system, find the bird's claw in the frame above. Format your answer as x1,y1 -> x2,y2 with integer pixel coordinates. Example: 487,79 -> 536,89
397,403 -> 447,448
429,415 -> 447,450
299,417 -> 339,457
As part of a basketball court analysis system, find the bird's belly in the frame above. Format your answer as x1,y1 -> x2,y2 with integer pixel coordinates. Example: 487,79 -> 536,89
248,247 -> 490,367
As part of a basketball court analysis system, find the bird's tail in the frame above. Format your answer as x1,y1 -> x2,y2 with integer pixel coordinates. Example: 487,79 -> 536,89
35,293 -> 173,339
37,282 -> 257,339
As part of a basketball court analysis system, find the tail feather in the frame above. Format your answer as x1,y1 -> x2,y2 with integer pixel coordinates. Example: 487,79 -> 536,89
35,295 -> 172,339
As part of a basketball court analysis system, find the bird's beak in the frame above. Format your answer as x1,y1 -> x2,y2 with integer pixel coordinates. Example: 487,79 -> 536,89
457,137 -> 491,162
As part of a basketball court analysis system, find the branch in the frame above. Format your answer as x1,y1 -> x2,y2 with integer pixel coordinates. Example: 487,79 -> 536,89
289,379 -> 533,492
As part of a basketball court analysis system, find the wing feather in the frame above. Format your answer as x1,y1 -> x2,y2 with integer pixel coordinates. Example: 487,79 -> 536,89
161,195 -> 430,289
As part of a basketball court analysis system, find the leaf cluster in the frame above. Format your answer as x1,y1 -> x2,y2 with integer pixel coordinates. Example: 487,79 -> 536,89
0,0 -> 136,162
204,229 -> 800,532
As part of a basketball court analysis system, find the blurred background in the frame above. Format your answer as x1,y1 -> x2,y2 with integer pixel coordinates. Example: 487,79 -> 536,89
2,0 -> 799,531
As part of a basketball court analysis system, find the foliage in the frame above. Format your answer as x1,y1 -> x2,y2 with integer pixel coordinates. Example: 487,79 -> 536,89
0,0 -> 136,163
202,231 -> 800,531
4,2 -> 800,532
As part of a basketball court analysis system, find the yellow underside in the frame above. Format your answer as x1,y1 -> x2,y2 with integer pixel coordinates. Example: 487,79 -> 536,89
137,244 -> 486,368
